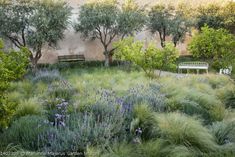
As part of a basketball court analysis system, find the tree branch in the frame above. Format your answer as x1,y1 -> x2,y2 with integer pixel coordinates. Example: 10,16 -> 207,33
107,32 -> 117,47
103,27 -> 108,45
6,35 -> 23,48
96,27 -> 105,45
21,28 -> 26,46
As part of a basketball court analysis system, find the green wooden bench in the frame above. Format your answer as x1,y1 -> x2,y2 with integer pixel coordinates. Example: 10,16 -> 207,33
178,61 -> 209,74
58,54 -> 85,62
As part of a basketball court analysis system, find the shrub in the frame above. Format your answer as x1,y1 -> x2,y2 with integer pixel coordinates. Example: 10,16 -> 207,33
14,97 -> 44,119
0,40 -> 29,92
0,99 -> 17,132
155,113 -> 218,153
0,39 -> 29,130
1,115 -> 48,151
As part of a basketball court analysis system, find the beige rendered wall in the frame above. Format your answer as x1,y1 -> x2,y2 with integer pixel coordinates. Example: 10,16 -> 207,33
38,0 -> 230,64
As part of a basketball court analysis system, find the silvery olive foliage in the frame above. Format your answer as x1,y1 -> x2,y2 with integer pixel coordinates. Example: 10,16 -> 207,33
148,5 -> 191,47
0,0 -> 71,68
74,0 -> 146,67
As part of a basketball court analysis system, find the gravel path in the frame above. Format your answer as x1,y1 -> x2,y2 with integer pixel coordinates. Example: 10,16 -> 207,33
154,70 -> 188,78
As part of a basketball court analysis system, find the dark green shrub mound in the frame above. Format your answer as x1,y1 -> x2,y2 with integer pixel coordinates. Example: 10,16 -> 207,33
1,116 -> 48,151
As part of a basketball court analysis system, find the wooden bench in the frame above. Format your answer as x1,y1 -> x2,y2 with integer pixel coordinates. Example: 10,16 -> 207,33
178,62 -> 209,74
58,54 -> 85,62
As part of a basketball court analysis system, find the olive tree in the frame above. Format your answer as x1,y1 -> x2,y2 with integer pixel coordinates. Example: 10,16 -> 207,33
196,2 -> 235,33
196,4 -> 224,30
0,0 -> 71,69
148,5 -> 191,47
221,2 -> 235,34
74,0 -> 146,67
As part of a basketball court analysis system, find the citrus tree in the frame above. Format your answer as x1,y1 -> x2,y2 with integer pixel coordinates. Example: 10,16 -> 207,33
0,39 -> 29,130
114,37 -> 178,77
188,26 -> 235,69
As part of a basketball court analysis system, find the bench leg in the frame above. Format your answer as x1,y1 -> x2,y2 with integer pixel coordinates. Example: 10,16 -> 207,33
178,69 -> 182,74
206,69 -> 208,74
197,69 -> 199,75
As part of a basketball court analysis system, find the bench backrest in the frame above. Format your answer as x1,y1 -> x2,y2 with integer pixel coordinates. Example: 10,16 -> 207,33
58,54 -> 85,62
58,54 -> 85,59
179,62 -> 209,67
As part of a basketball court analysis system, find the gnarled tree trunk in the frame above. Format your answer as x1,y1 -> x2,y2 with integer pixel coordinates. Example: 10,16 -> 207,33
104,53 -> 110,67
29,49 -> 42,72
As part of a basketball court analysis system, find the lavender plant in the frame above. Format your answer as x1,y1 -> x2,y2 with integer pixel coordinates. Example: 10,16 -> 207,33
1,116 -> 49,151
123,83 -> 166,113
44,98 -> 70,127
37,112 -> 126,155
32,70 -> 62,84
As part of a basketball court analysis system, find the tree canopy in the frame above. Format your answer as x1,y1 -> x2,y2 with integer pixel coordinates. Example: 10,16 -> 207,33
188,26 -> 235,69
196,2 -> 235,33
0,0 -> 71,68
148,5 -> 191,47
0,39 -> 29,129
114,37 -> 178,77
196,4 -> 225,30
74,0 -> 146,67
